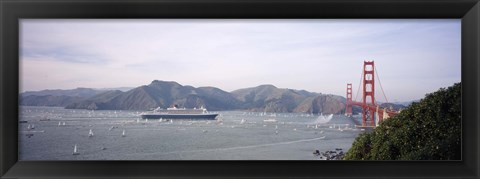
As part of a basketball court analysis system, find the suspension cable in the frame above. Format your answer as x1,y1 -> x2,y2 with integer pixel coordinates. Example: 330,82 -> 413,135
354,65 -> 364,102
375,65 -> 389,104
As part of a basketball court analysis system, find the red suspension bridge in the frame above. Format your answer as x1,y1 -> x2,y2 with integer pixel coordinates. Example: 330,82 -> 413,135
345,61 -> 399,128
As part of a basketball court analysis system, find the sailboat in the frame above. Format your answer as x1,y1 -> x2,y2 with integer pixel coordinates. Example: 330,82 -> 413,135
27,124 -> 31,130
31,124 -> 35,129
72,144 -> 79,155
122,129 -> 126,137
89,129 -> 94,137
58,122 -> 61,126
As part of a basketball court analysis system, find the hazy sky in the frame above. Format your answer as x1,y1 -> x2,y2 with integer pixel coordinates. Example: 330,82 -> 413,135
20,19 -> 461,102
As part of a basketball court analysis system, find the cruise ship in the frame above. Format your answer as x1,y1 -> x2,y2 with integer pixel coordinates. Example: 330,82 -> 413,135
140,105 -> 218,120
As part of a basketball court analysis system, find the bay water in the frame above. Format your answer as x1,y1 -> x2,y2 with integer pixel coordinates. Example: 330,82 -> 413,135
19,106 -> 363,160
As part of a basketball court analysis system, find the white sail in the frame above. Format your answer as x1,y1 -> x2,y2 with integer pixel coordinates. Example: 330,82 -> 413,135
122,130 -> 126,137
73,144 -> 79,155
89,129 -> 94,137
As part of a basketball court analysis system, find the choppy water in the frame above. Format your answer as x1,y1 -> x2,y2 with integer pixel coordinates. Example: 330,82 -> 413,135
19,106 -> 363,160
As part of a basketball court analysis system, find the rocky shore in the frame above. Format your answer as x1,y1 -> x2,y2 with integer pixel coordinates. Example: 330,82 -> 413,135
313,148 -> 345,160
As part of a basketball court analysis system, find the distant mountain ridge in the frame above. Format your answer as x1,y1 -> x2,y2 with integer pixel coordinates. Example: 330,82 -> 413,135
19,80 -> 381,114
21,87 -> 106,98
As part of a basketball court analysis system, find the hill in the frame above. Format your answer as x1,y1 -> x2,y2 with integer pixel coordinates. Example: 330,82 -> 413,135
231,84 -> 345,114
20,88 -> 109,107
65,80 -> 241,110
20,95 -> 85,107
21,87 -> 106,98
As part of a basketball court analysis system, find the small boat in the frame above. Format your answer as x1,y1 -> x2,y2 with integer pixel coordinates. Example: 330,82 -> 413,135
62,122 -> 66,126
275,130 -> 279,135
39,118 -> 50,121
263,118 -> 277,123
88,129 -> 94,137
58,122 -> 61,126
19,120 -> 28,123
240,119 -> 246,124
122,130 -> 126,137
27,124 -> 32,130
73,144 -> 79,155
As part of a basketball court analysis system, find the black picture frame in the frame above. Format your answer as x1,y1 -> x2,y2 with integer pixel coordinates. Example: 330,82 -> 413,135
1,0 -> 479,178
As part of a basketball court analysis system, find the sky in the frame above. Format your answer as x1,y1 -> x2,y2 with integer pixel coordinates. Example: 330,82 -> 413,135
20,19 -> 461,102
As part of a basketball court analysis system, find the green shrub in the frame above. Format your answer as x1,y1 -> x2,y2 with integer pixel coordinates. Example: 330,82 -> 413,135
344,83 -> 461,160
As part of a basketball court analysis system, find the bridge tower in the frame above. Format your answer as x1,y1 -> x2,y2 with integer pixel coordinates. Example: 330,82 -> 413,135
345,83 -> 353,117
362,61 -> 376,126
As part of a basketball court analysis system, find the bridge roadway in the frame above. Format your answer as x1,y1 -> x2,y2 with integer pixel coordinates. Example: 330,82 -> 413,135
347,101 -> 398,117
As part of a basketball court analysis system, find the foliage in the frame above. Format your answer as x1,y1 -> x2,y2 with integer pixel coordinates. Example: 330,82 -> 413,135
344,83 -> 461,160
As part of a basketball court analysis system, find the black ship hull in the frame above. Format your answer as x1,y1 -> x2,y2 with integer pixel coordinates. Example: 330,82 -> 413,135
141,113 -> 218,120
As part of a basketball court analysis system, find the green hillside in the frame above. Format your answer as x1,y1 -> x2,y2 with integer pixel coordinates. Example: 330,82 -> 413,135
344,83 -> 461,160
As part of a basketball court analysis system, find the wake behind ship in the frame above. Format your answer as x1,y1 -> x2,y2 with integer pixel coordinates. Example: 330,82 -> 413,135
141,105 -> 218,120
